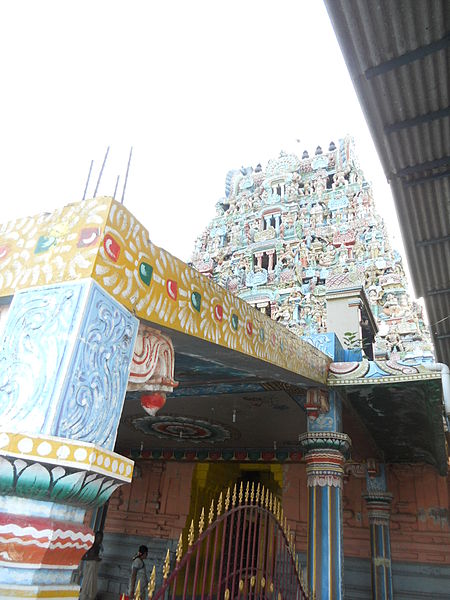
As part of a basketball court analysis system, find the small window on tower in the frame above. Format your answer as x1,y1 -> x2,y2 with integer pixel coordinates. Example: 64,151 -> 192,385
261,254 -> 269,270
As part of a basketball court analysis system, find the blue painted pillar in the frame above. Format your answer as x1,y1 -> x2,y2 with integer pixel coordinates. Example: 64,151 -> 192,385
300,390 -> 351,600
363,465 -> 394,600
0,280 -> 138,598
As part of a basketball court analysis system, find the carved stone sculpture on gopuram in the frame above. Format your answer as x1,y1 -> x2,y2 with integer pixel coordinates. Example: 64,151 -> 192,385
191,136 -> 433,360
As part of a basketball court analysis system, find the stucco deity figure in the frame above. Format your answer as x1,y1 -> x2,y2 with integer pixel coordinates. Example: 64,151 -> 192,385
385,326 -> 404,354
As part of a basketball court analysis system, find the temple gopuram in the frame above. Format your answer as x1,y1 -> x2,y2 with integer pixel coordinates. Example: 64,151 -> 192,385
191,137 -> 433,363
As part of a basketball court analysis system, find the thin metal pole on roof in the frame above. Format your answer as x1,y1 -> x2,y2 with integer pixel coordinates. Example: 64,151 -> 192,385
82,159 -> 94,201
113,175 -> 120,200
93,146 -> 110,198
121,146 -> 133,205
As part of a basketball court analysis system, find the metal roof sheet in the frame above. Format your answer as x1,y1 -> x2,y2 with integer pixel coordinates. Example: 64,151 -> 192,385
324,0 -> 450,365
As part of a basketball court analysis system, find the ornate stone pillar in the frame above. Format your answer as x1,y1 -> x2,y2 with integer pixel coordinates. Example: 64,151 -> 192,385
254,252 -> 263,269
363,464 -> 394,600
267,249 -> 275,272
0,279 -> 138,598
300,390 -> 351,600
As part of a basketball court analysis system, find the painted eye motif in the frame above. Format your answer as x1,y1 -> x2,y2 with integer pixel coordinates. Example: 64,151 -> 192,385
166,279 -> 178,300
139,262 -> 153,286
103,234 -> 121,262
214,304 -> 223,321
191,291 -> 201,312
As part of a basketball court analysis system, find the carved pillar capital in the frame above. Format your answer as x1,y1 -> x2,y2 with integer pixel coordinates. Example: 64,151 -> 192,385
363,492 -> 393,525
299,432 -> 351,488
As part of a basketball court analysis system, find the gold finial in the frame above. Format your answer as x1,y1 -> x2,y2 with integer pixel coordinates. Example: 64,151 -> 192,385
134,580 -> 141,600
188,519 -> 195,546
273,497 -> 277,517
256,483 -> 260,504
232,483 -> 237,507
250,481 -> 255,503
261,577 -> 266,589
163,548 -> 170,580
245,481 -> 249,503
225,488 -> 230,511
269,492 -> 273,512
269,582 -> 274,593
278,592 -> 282,600
260,486 -> 265,507
284,516 -> 287,534
176,533 -> 183,563
239,580 -> 244,592
148,565 -> 156,599
209,499 -> 214,524
238,481 -> 243,505
265,488 -> 269,509
217,492 -> 223,515
287,524 -> 291,539
250,576 -> 256,588
277,502 -> 281,522
224,589 -> 230,600
199,507 -> 205,534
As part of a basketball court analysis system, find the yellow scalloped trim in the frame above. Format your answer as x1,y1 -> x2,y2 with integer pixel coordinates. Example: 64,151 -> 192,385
0,431 -> 133,482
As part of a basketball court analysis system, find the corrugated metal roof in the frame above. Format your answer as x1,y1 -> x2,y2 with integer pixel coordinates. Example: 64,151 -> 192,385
324,0 -> 450,365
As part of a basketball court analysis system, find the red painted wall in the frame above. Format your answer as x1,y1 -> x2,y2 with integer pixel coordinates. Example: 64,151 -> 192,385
283,463 -> 450,564
105,461 -> 195,540
104,461 -> 449,565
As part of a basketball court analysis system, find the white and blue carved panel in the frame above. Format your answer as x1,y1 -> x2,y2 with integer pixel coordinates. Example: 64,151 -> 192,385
0,283 -> 89,436
56,282 -> 138,450
0,280 -> 138,450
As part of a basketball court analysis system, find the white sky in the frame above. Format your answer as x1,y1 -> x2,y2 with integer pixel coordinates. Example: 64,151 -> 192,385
0,1 -> 409,277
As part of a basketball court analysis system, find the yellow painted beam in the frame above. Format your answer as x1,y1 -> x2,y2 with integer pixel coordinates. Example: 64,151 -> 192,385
0,198 -> 330,383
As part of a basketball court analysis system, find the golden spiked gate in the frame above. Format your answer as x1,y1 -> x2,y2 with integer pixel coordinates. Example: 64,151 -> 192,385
135,482 -> 313,600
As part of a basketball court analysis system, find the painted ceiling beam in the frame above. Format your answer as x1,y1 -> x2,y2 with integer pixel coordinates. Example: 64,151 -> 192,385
365,32 -> 450,79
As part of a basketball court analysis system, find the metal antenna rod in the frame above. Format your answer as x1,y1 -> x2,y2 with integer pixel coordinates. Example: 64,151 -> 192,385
82,159 -> 94,200
121,146 -> 133,205
93,146 -> 110,198
113,175 -> 120,200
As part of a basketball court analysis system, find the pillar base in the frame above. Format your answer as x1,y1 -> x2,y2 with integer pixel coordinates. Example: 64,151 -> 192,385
0,432 -> 133,597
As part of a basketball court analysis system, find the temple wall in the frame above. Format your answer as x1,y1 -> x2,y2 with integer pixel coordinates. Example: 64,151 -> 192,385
96,461 -> 194,598
105,461 -> 195,539
283,463 -> 450,564
96,461 -> 449,598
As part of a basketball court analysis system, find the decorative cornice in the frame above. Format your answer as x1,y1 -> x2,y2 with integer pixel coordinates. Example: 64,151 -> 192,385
328,358 -> 441,386
126,447 -> 304,463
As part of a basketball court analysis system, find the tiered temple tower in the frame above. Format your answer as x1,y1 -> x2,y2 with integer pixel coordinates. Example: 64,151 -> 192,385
192,137 -> 432,360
